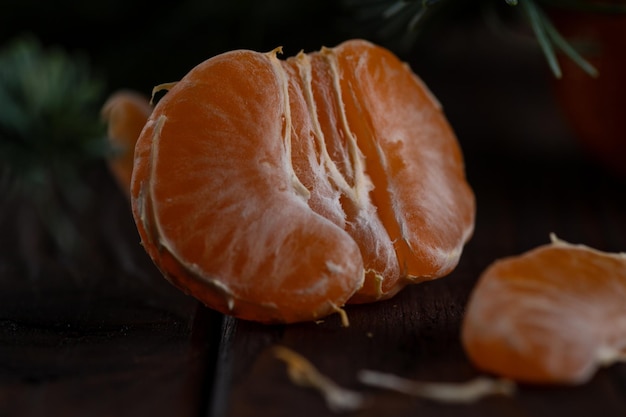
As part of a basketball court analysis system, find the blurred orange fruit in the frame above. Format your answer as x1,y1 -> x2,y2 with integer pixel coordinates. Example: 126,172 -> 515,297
462,235 -> 626,384
101,90 -> 152,196
129,39 -> 475,323
549,10 -> 626,177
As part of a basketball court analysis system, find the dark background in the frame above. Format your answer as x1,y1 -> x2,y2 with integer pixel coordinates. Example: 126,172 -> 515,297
0,0 -> 576,163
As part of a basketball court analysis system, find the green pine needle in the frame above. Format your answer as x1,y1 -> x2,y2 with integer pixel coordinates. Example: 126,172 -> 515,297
521,0 -> 563,78
536,4 -> 599,77
518,0 -> 599,78
346,0 -> 611,78
0,36 -> 108,187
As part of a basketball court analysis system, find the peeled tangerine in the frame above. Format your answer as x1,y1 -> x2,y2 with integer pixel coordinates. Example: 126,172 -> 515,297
462,236 -> 626,385
130,39 -> 475,324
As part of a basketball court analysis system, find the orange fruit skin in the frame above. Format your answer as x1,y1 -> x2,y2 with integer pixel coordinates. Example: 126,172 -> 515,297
101,91 -> 152,196
462,238 -> 626,385
130,39 -> 474,323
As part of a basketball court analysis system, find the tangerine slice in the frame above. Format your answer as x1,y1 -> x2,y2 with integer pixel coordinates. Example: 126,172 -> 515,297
130,39 -> 475,323
462,235 -> 626,384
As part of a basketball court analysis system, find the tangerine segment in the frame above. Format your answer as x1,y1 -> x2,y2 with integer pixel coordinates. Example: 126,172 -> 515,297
101,91 -> 152,196
131,49 -> 364,324
281,49 -> 400,303
281,41 -> 475,302
462,236 -> 626,384
131,39 -> 474,323
327,41 -> 475,300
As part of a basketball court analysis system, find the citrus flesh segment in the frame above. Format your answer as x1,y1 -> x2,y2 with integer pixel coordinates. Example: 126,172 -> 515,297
326,41 -> 475,301
132,49 -> 364,324
462,237 -> 626,384
281,40 -> 475,303
130,39 -> 475,323
281,48 -> 401,303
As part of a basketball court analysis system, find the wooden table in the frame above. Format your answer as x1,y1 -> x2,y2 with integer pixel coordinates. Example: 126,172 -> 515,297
2,21 -> 626,417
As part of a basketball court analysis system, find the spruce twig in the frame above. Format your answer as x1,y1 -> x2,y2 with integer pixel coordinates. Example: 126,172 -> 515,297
345,0 -> 619,77
0,36 -> 108,264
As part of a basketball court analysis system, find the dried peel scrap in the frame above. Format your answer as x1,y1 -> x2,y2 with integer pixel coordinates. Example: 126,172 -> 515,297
274,346 -> 514,413
273,346 -> 365,413
150,82 -> 178,105
329,303 -> 350,327
358,370 -> 515,404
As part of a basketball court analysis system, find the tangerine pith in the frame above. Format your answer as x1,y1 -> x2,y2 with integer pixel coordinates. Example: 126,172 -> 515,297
130,39 -> 475,323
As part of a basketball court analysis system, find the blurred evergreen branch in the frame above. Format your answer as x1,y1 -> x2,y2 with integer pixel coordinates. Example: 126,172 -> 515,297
343,0 -> 626,78
517,0 -> 598,78
0,36 -> 108,256
342,0 -> 447,50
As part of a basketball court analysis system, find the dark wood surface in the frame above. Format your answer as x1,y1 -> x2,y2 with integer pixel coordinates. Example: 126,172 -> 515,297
2,19 -> 626,417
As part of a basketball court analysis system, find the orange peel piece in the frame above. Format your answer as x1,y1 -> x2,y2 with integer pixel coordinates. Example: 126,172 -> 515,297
273,346 -> 365,413
358,370 -> 515,404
